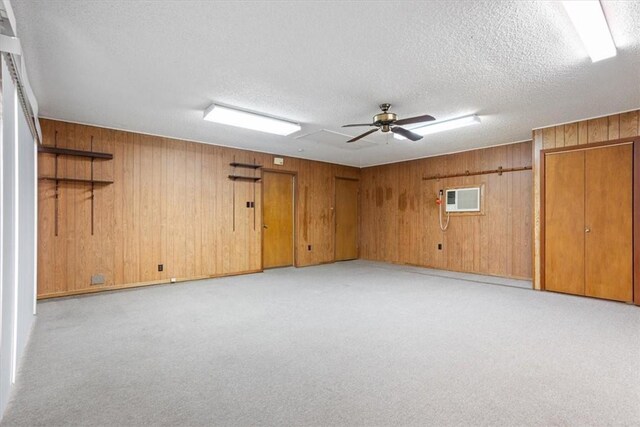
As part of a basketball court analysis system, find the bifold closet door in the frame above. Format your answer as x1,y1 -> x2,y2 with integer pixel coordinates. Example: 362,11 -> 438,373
585,144 -> 633,301
544,151 -> 586,295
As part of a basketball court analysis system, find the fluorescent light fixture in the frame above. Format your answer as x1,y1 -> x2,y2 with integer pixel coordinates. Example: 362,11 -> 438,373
394,115 -> 481,140
562,0 -> 616,62
204,104 -> 301,136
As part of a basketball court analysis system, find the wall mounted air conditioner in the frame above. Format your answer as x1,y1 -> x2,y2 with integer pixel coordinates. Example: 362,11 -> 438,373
446,187 -> 481,212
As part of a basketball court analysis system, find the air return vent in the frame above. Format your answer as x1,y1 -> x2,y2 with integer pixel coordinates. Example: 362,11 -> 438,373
295,129 -> 376,150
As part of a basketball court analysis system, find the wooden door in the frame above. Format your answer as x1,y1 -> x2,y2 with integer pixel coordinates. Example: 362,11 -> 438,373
262,171 -> 294,269
585,144 -> 633,301
335,178 -> 359,261
544,150 -> 585,296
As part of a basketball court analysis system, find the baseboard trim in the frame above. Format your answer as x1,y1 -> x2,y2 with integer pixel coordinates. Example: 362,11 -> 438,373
370,260 -> 533,282
37,269 -> 264,300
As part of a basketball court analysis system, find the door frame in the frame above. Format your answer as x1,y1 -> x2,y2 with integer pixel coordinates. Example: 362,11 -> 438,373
540,137 -> 640,305
261,169 -> 297,269
334,176 -> 360,261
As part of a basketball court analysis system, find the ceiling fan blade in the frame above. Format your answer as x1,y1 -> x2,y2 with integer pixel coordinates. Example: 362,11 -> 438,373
347,128 -> 378,143
391,126 -> 423,141
393,114 -> 436,126
342,123 -> 375,128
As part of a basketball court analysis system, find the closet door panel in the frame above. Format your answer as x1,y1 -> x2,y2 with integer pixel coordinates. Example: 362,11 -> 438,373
585,144 -> 633,301
544,151 -> 585,296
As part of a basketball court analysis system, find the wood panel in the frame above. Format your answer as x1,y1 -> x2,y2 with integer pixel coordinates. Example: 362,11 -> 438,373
531,109 -> 640,292
588,117 -> 609,143
37,119 -> 359,298
564,123 -> 578,147
584,144 -> 633,301
544,151 -> 585,296
635,142 -> 640,306
262,171 -> 294,268
620,111 -> 639,138
532,130 -> 543,288
360,141 -> 533,279
335,178 -> 359,261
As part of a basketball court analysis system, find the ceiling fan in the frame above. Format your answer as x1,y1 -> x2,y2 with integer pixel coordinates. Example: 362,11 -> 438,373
342,103 -> 436,143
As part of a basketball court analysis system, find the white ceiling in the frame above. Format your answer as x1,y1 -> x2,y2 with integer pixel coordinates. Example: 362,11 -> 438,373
12,0 -> 640,167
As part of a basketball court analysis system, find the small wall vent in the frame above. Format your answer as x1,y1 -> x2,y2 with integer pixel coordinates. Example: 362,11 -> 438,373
91,274 -> 105,285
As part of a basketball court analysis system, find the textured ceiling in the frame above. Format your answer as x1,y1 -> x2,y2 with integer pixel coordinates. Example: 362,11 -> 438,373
12,0 -> 640,167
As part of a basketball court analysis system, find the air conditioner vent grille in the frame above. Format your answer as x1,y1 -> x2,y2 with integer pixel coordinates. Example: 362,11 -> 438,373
446,187 -> 481,212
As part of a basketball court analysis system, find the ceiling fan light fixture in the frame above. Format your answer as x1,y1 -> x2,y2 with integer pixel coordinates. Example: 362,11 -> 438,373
203,104 -> 301,136
394,115 -> 481,140
561,0 -> 616,62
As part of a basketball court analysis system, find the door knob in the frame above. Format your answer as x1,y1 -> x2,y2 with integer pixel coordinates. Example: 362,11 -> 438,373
585,227 -> 591,233
263,225 -> 268,229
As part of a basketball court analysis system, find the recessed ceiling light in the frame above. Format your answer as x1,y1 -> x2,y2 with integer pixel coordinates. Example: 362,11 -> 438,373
204,104 -> 301,136
394,115 -> 481,140
562,0 -> 616,62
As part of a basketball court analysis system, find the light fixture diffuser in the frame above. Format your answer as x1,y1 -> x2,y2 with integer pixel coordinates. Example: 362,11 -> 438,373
562,0 -> 616,62
204,104 -> 301,136
393,115 -> 481,140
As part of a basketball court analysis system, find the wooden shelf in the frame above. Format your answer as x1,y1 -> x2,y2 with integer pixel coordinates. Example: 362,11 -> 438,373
228,175 -> 261,182
43,134 -> 116,237
39,176 -> 114,185
38,146 -> 113,159
230,162 -> 262,169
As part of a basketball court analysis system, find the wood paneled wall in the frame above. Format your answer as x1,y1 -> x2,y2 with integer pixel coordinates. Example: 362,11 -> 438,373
37,119 -> 359,298
532,110 -> 640,290
360,141 -> 533,279
39,109 -> 638,298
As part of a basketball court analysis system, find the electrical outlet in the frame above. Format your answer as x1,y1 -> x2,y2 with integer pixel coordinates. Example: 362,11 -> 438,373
158,264 -> 163,272
170,277 -> 177,283
438,243 -> 442,250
